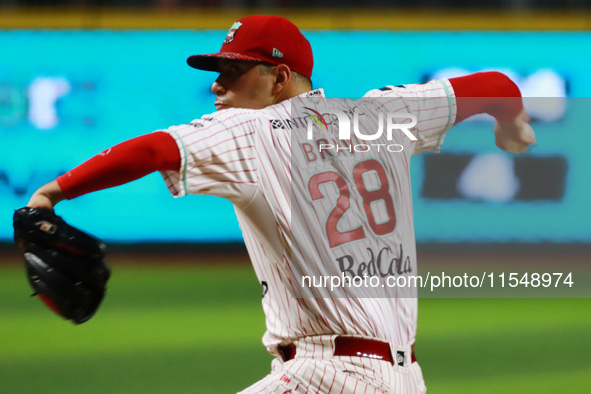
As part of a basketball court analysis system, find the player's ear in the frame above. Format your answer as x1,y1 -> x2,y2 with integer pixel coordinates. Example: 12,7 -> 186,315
272,64 -> 291,93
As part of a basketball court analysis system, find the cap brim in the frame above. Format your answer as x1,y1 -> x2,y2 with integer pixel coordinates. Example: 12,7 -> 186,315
187,52 -> 266,71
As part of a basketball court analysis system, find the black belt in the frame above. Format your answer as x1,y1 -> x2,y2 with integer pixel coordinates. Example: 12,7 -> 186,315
278,337 -> 416,366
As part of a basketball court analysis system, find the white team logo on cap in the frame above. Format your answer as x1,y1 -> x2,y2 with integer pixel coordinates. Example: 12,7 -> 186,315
224,22 -> 242,44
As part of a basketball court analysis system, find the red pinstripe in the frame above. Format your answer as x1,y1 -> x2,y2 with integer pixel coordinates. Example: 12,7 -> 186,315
193,145 -> 255,162
188,168 -> 257,178
315,364 -> 328,394
201,157 -> 256,167
190,130 -> 255,152
326,367 -> 337,394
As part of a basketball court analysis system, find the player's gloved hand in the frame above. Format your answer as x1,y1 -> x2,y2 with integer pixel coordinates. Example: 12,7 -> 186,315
493,109 -> 537,154
13,207 -> 110,324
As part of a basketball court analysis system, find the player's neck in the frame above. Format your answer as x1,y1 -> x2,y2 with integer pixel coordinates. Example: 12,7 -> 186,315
273,83 -> 311,105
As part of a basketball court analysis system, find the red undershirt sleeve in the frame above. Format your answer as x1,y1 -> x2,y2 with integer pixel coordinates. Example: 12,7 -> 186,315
449,71 -> 523,124
54,72 -> 522,200
56,131 -> 181,200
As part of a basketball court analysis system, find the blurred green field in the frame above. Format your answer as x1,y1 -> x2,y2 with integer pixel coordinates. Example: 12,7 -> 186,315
0,261 -> 589,394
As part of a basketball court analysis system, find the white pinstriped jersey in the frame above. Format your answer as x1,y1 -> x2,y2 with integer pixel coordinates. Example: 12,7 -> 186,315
160,80 -> 456,356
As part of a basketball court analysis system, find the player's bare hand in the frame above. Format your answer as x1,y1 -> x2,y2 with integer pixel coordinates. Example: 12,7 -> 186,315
27,180 -> 66,210
493,109 -> 537,154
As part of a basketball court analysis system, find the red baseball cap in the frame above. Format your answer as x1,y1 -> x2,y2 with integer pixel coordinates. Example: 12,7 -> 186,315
187,15 -> 314,79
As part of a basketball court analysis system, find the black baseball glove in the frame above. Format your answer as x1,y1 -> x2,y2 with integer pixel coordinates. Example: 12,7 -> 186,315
13,207 -> 110,324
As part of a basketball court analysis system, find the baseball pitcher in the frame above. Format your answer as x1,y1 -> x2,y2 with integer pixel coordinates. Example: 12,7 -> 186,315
15,15 -> 535,394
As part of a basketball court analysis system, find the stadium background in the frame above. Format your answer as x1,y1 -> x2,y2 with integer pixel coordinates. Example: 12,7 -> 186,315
1,4 -> 590,394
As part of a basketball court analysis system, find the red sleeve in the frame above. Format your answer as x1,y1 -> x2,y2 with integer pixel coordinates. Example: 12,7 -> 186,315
449,71 -> 523,124
56,131 -> 181,199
